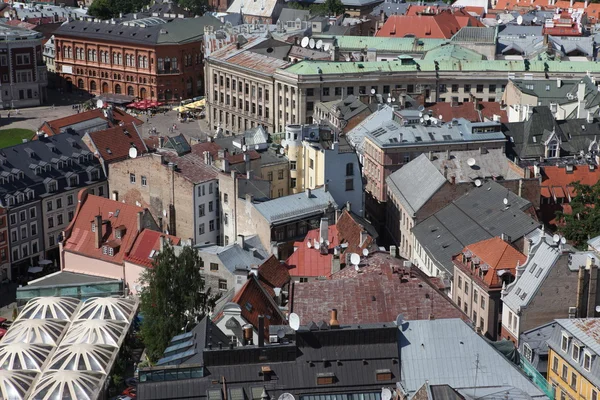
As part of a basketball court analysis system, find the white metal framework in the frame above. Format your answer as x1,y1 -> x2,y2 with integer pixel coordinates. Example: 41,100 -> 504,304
28,370 -> 104,400
61,319 -> 128,347
0,370 -> 39,400
74,297 -> 137,322
47,343 -> 116,373
1,319 -> 68,346
0,343 -> 53,371
17,297 -> 80,321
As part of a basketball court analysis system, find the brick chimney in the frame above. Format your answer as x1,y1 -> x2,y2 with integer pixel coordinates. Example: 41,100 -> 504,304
93,214 -> 102,249
329,308 -> 340,328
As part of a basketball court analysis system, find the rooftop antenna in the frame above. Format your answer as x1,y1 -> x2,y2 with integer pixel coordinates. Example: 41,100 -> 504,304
307,240 -> 312,248
474,179 -> 482,187
503,198 -> 508,205
301,37 -> 309,48
418,105 -> 425,112
381,388 -> 392,400
370,88 -> 376,95
289,313 -> 300,331
473,353 -> 481,398
316,39 -> 323,49
277,329 -> 286,339
553,234 -> 560,244
309,38 -> 315,49
467,158 -> 476,167
323,42 -> 330,51
395,314 -> 405,326
128,147 -> 138,159
350,253 -> 360,266
362,248 -> 369,257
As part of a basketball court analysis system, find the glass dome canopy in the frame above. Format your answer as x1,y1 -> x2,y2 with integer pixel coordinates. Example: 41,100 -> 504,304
1,319 -> 68,346
29,370 -> 104,400
61,319 -> 127,347
74,297 -> 136,322
48,343 -> 116,373
0,370 -> 39,400
17,297 -> 80,321
0,342 -> 53,371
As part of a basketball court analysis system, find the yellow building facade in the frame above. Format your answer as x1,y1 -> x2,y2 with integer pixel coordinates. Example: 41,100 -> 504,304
546,319 -> 600,400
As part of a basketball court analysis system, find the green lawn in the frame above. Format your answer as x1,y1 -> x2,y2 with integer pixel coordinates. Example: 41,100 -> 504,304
0,129 -> 35,148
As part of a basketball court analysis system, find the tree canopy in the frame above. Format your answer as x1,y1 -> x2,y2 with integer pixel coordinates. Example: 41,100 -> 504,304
139,243 -> 219,363
556,180 -> 600,249
87,0 -> 210,19
287,0 -> 346,16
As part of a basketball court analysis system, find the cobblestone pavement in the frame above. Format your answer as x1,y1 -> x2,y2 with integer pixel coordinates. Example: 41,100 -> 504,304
0,89 -> 215,144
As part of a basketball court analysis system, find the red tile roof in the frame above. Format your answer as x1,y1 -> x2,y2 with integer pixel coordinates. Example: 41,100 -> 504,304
337,210 -> 376,256
257,255 -> 291,295
491,0 -> 600,22
124,230 -> 181,268
36,108 -> 143,138
425,102 -> 508,123
376,10 -> 484,39
286,225 -> 340,278
87,123 -> 149,163
63,191 -> 155,265
226,150 -> 261,165
453,237 -> 526,289
229,275 -> 286,340
290,252 -> 467,325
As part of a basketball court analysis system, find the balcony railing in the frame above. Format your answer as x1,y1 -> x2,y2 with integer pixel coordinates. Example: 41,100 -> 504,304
157,69 -> 180,75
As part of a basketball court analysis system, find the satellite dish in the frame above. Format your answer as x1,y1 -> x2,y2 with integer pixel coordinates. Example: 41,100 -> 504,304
467,158 -> 476,167
323,43 -> 330,51
279,394 -> 295,400
553,234 -> 560,243
350,253 -> 360,265
162,209 -> 167,217
438,115 -> 443,120
355,265 -> 359,271
395,313 -> 405,326
596,305 -> 600,313
418,105 -> 425,112
420,118 -> 424,123
517,15 -> 523,25
301,37 -> 309,48
561,237 -> 567,245
242,144 -> 247,152
392,98 -> 396,102
279,147 -> 285,155
316,39 -> 323,49
134,284 -> 142,292
503,198 -> 508,205
325,240 -> 330,246
309,38 -> 315,49
289,313 -> 300,331
362,248 -> 369,257
128,147 -> 138,159
370,88 -> 376,95
382,389 -> 393,400
96,99 -> 104,109
387,98 -> 392,103
423,114 -> 430,121
277,329 -> 286,339
475,179 -> 482,187
307,241 -> 312,248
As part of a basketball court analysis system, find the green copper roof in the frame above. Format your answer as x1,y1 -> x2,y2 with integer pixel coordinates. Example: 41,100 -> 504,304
424,44 -> 485,61
313,35 -> 447,53
281,59 -> 600,76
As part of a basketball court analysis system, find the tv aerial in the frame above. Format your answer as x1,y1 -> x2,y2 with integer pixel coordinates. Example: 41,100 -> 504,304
362,248 -> 369,257
475,179 -> 482,187
323,43 -> 330,51
307,240 -> 312,248
370,88 -> 376,95
301,37 -> 309,48
467,158 -> 476,167
395,313 -> 405,326
553,234 -> 560,244
289,313 -> 300,330
350,253 -> 360,266
128,147 -> 138,159
316,39 -> 323,49
503,198 -> 509,205
309,38 -> 315,49
279,394 -> 295,400
382,388 -> 393,400
242,144 -> 247,152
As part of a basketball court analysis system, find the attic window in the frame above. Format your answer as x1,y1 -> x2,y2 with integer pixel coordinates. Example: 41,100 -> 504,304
115,227 -> 125,239
535,268 -> 543,278
106,148 -> 112,155
245,302 -> 253,312
316,373 -> 336,385
375,369 -> 393,381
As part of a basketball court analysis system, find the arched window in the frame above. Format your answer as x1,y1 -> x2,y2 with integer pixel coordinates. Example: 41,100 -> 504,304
143,56 -> 148,68
138,55 -> 143,68
346,163 -> 354,176
90,81 -> 97,91
118,53 -> 122,65
547,140 -> 559,158
77,79 -> 84,89
113,52 -> 118,64
115,84 -> 122,94
127,86 -> 134,96
87,49 -> 92,61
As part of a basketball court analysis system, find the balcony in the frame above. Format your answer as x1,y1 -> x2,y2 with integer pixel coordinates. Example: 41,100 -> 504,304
157,69 -> 180,75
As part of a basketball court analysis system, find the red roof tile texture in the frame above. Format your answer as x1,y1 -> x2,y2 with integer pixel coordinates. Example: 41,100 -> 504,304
230,276 -> 286,339
453,237 -> 526,288
376,9 -> 484,39
337,210 -> 376,256
36,108 -> 143,138
257,255 -> 291,295
88,123 -> 148,163
63,192 -> 154,265
425,102 -> 508,123
124,230 -> 181,268
290,252 -> 468,325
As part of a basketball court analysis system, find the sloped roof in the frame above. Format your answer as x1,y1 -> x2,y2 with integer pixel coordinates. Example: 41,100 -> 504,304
286,225 -> 339,278
386,154 -> 447,216
537,165 -> 600,199
227,0 -> 280,17
290,252 -> 467,324
257,255 -> 291,293
63,193 -> 154,265
376,10 -> 484,39
424,43 -> 485,60
86,123 -> 148,163
17,297 -> 80,322
455,237 -> 526,288
399,319 -> 547,398
501,240 -> 562,311
253,187 -> 337,225
0,370 -> 38,400
337,210 -> 377,256
425,101 -> 507,123
37,108 -> 143,137
124,229 -> 181,268
451,27 -> 496,44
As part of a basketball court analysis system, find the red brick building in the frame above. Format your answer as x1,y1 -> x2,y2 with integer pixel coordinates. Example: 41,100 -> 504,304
53,16 -> 221,102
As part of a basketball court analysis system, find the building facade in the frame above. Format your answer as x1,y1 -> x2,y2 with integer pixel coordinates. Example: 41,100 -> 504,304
0,24 -> 48,108
53,17 -> 221,101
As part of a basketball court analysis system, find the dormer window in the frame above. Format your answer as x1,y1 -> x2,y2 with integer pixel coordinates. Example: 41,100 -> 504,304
47,181 -> 57,192
316,373 -> 336,385
17,194 -> 24,203
115,226 -> 125,239
69,176 -> 78,187
562,332 -> 571,352
573,343 -> 581,362
584,351 -> 592,371
547,139 -> 559,158
6,196 -> 13,206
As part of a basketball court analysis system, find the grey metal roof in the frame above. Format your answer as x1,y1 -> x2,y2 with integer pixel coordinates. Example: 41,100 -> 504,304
588,234 -> 600,251
24,271 -> 120,288
548,318 -> 600,387
370,1 -> 410,16
0,130 -> 105,205
346,105 -> 395,155
501,240 -> 562,312
451,27 -> 496,44
54,16 -> 222,45
253,187 -> 337,225
316,96 -> 370,123
197,239 -> 269,273
386,154 -> 446,216
399,319 -> 547,398
519,321 -> 556,374
412,180 -> 538,276
278,8 -> 310,22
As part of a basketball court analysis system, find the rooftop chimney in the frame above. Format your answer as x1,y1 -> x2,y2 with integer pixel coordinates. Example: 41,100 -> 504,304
319,218 -> 329,245
137,211 -> 144,233
390,245 -> 397,258
258,315 -> 265,347
588,259 -> 598,317
158,136 -> 164,148
360,230 -> 368,247
94,214 -> 102,249
243,324 -> 253,345
238,234 -> 245,249
329,309 -> 340,328
306,188 -> 312,198
346,201 -> 351,213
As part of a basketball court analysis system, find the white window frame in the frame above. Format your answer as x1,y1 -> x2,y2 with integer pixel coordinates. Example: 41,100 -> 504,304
572,343 -> 581,363
562,333 -> 570,352
584,351 -> 592,371
523,343 -> 533,363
